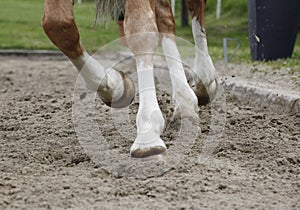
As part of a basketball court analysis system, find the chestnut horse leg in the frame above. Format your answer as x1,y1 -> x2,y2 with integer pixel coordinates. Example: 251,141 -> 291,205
42,0 -> 134,108
186,0 -> 218,105
125,0 -> 166,158
156,0 -> 199,120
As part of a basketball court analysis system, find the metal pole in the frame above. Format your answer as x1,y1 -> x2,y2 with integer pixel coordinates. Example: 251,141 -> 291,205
223,38 -> 241,63
223,38 -> 228,63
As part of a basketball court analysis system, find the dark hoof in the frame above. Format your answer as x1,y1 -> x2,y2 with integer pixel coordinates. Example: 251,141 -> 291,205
131,146 -> 166,159
194,82 -> 210,106
193,79 -> 218,106
100,71 -> 135,108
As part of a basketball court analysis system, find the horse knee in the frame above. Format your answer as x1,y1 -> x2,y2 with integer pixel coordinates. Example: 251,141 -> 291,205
42,14 -> 83,58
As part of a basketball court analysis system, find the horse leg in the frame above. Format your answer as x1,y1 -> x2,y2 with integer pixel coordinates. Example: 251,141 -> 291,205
185,0 -> 218,105
125,0 -> 166,158
156,0 -> 199,121
42,0 -> 134,108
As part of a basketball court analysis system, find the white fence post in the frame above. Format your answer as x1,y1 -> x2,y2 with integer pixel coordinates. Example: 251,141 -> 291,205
171,0 -> 175,16
216,0 -> 221,19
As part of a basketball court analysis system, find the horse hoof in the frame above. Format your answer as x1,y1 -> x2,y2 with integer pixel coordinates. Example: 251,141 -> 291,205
100,71 -> 135,108
130,146 -> 166,159
193,79 -> 218,106
131,152 -> 166,162
172,105 -> 200,125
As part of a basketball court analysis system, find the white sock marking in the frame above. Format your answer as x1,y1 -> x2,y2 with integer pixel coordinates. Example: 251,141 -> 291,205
161,35 -> 198,109
192,17 -> 218,86
131,60 -> 166,151
70,51 -> 123,101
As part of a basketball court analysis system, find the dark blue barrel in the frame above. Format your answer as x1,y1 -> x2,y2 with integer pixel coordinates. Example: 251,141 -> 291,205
248,0 -> 300,61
